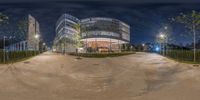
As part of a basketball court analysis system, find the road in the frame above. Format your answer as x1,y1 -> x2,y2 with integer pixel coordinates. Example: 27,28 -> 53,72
0,52 -> 200,100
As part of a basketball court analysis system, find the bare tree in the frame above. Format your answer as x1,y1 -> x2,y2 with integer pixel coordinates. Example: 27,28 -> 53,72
0,12 -> 8,25
17,18 -> 28,41
172,10 -> 200,62
0,13 -> 9,37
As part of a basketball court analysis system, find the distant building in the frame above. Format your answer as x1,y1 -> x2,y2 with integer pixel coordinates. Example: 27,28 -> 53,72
6,14 -> 41,51
27,14 -> 41,50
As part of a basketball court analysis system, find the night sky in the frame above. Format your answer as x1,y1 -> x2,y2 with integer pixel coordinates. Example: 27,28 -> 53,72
0,1 -> 200,46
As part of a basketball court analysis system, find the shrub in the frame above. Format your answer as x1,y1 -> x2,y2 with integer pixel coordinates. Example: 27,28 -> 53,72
0,50 -> 39,63
68,52 -> 135,58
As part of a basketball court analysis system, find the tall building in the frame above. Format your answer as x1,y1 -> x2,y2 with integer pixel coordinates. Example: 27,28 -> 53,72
53,14 -> 80,53
27,14 -> 41,50
6,14 -> 41,51
53,14 -> 130,53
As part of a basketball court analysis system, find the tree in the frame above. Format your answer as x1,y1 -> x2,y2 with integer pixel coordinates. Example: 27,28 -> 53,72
73,23 -> 82,58
0,12 -> 9,38
0,12 -> 8,25
17,18 -> 28,41
172,10 -> 200,62
80,25 -> 90,53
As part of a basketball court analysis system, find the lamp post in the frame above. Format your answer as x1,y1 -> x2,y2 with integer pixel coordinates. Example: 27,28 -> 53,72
3,36 -> 15,63
42,42 -> 46,53
142,43 -> 145,52
3,36 -> 6,63
159,33 -> 167,56
10,36 -> 15,51
164,26 -> 168,56
34,34 -> 39,55
9,36 -> 15,64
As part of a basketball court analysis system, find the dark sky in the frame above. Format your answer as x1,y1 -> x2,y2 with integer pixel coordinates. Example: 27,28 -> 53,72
0,1 -> 200,46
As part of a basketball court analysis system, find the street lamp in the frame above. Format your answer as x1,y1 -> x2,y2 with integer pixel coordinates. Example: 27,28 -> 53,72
159,33 -> 167,55
3,36 -> 15,63
164,26 -> 168,30
35,34 -> 39,39
3,36 -> 6,63
142,43 -> 145,52
42,43 -> 46,52
159,33 -> 165,39
34,34 -> 40,55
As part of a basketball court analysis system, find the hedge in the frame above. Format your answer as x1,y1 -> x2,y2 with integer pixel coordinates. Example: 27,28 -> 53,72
0,50 -> 39,63
69,52 -> 135,58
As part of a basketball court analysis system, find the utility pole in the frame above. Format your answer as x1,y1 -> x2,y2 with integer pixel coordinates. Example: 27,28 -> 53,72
193,25 -> 196,62
3,36 -> 6,63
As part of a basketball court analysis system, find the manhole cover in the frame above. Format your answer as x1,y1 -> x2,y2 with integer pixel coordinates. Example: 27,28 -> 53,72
193,64 -> 199,67
24,61 -> 30,64
93,64 -> 99,66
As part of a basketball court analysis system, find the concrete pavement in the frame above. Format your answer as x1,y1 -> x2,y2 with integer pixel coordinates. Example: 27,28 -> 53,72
0,52 -> 199,100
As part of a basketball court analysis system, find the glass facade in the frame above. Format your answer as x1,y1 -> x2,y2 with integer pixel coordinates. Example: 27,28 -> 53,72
53,14 -> 130,53
80,17 -> 130,52
53,14 -> 80,53
81,17 -> 130,42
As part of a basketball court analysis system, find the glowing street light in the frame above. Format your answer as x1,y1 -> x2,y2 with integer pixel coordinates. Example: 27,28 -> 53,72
158,33 -> 167,56
164,26 -> 168,30
35,34 -> 39,39
159,33 -> 166,39
142,43 -> 145,46
155,47 -> 160,52
34,34 -> 40,54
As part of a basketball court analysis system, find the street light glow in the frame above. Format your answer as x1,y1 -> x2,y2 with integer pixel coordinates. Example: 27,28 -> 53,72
164,26 -> 168,30
35,34 -> 39,39
155,47 -> 160,52
159,34 -> 165,39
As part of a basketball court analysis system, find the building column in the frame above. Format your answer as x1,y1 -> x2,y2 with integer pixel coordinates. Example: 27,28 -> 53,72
24,41 -> 26,50
20,42 -> 23,51
109,38 -> 112,53
119,41 -> 121,52
118,40 -> 120,52
86,39 -> 88,53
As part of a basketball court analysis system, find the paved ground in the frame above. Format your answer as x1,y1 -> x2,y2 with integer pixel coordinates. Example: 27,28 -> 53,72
0,52 -> 200,100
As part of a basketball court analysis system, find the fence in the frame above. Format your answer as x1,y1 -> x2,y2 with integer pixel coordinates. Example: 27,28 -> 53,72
163,50 -> 200,62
